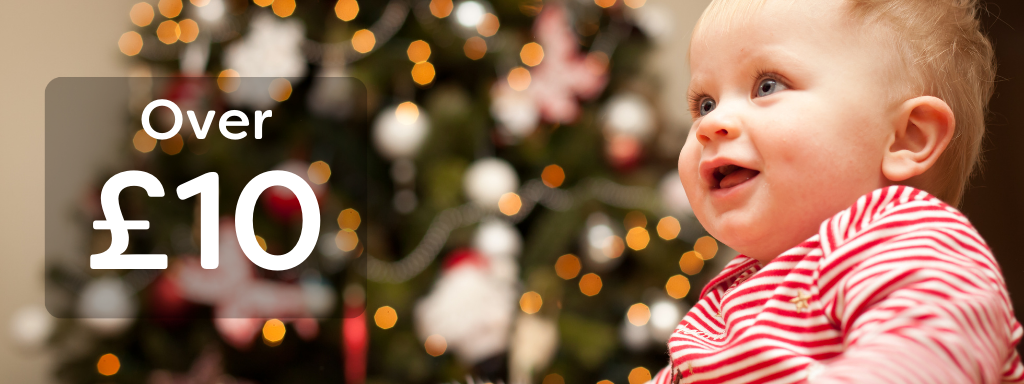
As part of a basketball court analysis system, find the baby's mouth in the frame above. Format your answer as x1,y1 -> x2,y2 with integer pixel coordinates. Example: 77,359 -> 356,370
712,164 -> 760,190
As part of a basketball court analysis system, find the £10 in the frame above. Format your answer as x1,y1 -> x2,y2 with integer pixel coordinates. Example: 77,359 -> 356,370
91,170 -> 321,271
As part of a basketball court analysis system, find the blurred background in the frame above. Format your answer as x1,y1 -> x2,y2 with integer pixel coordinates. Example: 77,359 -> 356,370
1,0 -> 1022,383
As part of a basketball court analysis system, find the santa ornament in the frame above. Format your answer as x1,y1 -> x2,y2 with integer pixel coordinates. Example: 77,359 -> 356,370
414,248 -> 517,367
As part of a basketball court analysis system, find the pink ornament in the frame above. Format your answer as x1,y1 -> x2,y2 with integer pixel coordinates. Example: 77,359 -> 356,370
491,4 -> 608,126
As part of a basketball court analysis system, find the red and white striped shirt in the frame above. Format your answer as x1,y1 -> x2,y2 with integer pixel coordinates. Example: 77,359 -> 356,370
650,186 -> 1024,383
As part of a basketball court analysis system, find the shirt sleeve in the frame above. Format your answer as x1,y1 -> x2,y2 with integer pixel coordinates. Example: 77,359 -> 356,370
810,231 -> 1023,384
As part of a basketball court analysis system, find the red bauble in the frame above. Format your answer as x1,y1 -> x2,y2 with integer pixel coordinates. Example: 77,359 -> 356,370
606,135 -> 643,171
147,267 -> 194,323
261,160 -> 328,222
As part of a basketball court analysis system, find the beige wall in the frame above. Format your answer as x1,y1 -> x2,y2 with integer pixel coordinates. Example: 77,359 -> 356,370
0,1 -> 132,381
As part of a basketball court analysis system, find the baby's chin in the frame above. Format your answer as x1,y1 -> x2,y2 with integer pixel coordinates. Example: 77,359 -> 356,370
698,210 -> 778,262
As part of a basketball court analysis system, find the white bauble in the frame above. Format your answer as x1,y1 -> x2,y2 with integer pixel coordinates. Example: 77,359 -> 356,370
491,87 -> 540,139
581,212 -> 624,271
473,218 -> 522,261
195,0 -> 226,23
77,277 -> 136,336
620,315 -> 651,352
602,93 -> 655,141
10,305 -> 55,349
648,299 -> 687,342
372,104 -> 430,160
509,314 -> 559,384
301,279 -> 337,318
463,158 -> 519,209
660,171 -> 693,217
449,0 -> 495,38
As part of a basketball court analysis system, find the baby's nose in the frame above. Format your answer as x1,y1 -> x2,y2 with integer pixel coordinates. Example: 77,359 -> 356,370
695,113 -> 742,146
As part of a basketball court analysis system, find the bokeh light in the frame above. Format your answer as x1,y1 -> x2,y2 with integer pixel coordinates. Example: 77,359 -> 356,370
407,40 -> 431,63
217,69 -> 240,92
520,291 -> 543,314
263,319 -> 286,346
679,251 -> 704,275
335,0 -> 359,21
624,210 -> 647,229
395,101 -> 420,125
477,13 -> 500,36
133,129 -> 157,153
130,2 -> 155,27
352,29 -> 376,53
159,134 -> 184,155
156,20 -> 180,45
412,62 -> 436,85
541,164 -> 565,188
665,274 -> 690,299
627,303 -> 651,326
554,254 -> 581,280
657,216 -> 680,240
336,229 -> 359,252
429,0 -> 453,18
191,0 -> 211,6
254,0 -> 273,7
624,0 -> 647,8
272,0 -> 295,17
464,36 -> 487,60
97,353 -> 120,376
625,227 -> 650,251
178,19 -> 199,43
694,236 -> 719,259
455,1 -> 485,27
595,0 -> 615,8
507,67 -> 531,91
498,192 -> 522,216
374,306 -> 397,329
579,273 -> 602,296
158,0 -> 183,18
597,381 -> 613,384
255,235 -> 268,251
425,334 -> 447,356
307,161 -> 331,184
269,78 -> 292,102
520,42 -> 544,67
628,367 -> 652,384
337,208 -> 361,230
542,373 -> 565,384
119,32 -> 144,56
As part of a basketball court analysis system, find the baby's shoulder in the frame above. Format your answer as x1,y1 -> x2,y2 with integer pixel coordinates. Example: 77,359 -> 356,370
814,185 -> 999,282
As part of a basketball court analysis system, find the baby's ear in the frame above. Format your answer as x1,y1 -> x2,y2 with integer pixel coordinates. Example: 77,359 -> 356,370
881,96 -> 956,182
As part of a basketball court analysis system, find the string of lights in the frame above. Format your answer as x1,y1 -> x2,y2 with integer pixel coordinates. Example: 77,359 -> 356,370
364,177 -> 671,284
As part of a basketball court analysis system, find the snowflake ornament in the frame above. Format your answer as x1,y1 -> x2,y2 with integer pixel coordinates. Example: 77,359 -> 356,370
491,3 -> 608,131
222,13 -> 308,108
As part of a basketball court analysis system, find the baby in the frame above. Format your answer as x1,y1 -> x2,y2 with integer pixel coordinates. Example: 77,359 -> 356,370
651,0 -> 1022,383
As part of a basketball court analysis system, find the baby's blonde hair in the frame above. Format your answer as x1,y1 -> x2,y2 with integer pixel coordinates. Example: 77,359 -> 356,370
694,0 -> 996,206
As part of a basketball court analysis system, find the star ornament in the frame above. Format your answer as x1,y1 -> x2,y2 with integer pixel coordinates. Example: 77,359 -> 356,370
790,290 -> 812,313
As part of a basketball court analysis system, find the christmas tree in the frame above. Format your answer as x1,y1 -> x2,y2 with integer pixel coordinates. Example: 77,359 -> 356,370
39,0 -> 728,383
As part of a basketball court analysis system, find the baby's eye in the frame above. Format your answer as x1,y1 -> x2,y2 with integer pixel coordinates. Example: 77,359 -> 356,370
699,98 -> 716,116
756,78 -> 785,97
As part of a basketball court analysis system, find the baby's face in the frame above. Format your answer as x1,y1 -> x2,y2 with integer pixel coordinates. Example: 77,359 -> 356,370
679,0 -> 900,262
